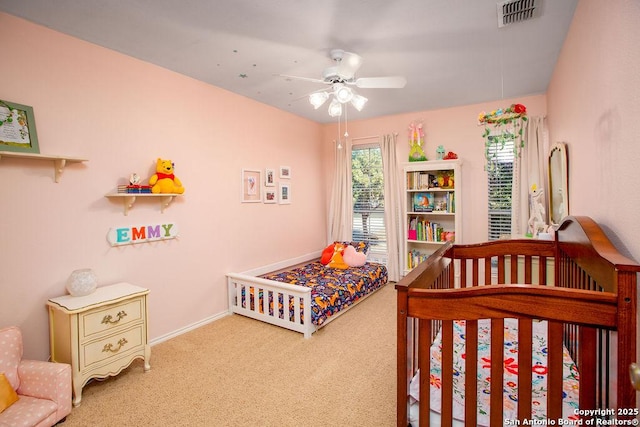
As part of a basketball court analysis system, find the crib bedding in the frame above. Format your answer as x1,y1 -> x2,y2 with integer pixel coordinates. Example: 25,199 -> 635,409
409,318 -> 580,426
242,261 -> 388,326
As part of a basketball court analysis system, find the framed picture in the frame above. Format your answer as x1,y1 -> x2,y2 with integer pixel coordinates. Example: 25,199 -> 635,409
0,100 -> 40,153
279,182 -> 291,204
264,188 -> 277,204
265,168 -> 275,187
279,166 -> 291,179
241,169 -> 262,203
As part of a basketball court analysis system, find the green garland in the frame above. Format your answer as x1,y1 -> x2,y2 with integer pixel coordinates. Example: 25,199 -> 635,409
479,104 -> 528,172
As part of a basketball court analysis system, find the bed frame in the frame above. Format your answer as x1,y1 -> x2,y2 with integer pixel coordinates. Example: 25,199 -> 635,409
227,251 -> 386,338
396,216 -> 639,426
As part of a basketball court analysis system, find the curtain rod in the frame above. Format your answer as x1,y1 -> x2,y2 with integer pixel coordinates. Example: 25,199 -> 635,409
350,135 -> 380,141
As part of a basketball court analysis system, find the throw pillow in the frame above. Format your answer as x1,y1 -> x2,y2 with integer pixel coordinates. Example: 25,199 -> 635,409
0,373 -> 18,413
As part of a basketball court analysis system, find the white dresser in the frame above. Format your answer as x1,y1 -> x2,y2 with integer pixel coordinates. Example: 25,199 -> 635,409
47,282 -> 150,407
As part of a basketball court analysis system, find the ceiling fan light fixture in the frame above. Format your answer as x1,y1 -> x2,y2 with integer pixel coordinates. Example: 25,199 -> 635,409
350,93 -> 368,111
328,98 -> 342,117
334,85 -> 353,103
309,91 -> 329,109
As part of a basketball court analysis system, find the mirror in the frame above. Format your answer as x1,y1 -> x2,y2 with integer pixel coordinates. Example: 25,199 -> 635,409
548,142 -> 569,225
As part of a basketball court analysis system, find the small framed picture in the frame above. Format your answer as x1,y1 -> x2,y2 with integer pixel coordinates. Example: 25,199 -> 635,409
0,99 -> 40,154
279,182 -> 291,204
265,168 -> 275,187
279,166 -> 291,179
241,169 -> 262,203
264,188 -> 277,204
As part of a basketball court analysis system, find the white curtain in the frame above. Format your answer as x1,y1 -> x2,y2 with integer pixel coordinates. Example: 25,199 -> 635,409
511,116 -> 547,236
327,138 -> 353,243
380,133 -> 403,282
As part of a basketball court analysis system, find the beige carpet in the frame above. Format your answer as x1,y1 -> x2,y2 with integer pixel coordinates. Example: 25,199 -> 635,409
62,283 -> 398,427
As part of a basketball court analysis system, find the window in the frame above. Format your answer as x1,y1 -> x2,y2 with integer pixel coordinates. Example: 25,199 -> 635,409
351,144 -> 387,254
487,135 -> 515,240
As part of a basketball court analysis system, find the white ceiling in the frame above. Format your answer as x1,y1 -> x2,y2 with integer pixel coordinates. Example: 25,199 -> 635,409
0,0 -> 578,124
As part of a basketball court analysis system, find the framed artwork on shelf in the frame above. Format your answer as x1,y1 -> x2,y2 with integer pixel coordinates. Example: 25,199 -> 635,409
0,100 -> 40,154
265,168 -> 275,187
279,182 -> 291,204
264,188 -> 277,204
241,169 -> 262,203
279,166 -> 291,179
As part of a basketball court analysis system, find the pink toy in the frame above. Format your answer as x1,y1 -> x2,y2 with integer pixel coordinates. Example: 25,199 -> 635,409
342,245 -> 366,267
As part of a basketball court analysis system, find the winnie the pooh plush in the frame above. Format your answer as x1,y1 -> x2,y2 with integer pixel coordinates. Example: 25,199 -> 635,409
148,158 -> 185,194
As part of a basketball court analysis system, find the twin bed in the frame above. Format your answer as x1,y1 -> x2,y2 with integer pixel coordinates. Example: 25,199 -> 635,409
397,216 -> 639,426
226,243 -> 388,338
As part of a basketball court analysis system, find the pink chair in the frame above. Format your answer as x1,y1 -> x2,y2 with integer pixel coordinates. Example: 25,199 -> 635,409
0,326 -> 72,426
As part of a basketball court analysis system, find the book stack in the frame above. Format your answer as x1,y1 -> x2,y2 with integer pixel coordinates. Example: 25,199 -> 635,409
408,217 -> 446,242
407,249 -> 429,270
406,171 -> 433,190
117,185 -> 152,194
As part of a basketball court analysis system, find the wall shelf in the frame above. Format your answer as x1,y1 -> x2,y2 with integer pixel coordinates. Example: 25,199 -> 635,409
0,151 -> 88,182
105,192 -> 178,215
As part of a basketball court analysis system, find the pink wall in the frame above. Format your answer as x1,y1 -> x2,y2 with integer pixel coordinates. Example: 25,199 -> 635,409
0,13 -> 326,359
547,0 -> 640,260
322,95 -> 548,245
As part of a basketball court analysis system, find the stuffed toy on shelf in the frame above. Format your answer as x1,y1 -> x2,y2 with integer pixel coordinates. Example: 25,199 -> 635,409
148,158 -> 185,194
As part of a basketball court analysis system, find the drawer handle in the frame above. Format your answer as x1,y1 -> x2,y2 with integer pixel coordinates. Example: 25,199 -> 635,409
102,310 -> 127,325
102,338 -> 128,353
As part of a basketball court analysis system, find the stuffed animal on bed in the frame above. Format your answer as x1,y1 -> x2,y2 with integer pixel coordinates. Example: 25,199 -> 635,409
321,242 -> 367,268
342,245 -> 366,267
149,158 -> 185,194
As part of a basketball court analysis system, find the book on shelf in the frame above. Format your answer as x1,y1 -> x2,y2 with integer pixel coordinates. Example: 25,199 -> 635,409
413,193 -> 434,212
407,171 -> 434,190
407,217 -> 447,242
407,249 -> 429,270
117,185 -> 152,194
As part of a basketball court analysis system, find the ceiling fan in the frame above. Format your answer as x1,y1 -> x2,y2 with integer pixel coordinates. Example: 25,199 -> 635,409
280,49 -> 407,117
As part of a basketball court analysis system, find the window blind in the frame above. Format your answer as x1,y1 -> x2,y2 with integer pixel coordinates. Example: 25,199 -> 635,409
351,145 -> 387,253
487,137 -> 514,240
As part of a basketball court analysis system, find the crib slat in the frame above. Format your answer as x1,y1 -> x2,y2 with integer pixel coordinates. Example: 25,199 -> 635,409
490,318 -> 504,427
460,258 -> 467,287
484,257 -> 492,285
578,326 -> 597,412
418,319 -> 431,427
510,254 -> 518,284
441,321 -> 454,425
518,319 -> 533,421
547,320 -> 563,420
465,320 -> 478,426
524,255 -> 533,283
497,255 -> 505,284
471,258 -> 480,286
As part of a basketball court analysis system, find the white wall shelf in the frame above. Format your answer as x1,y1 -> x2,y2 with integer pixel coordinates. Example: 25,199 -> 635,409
105,192 -> 178,215
0,151 -> 88,182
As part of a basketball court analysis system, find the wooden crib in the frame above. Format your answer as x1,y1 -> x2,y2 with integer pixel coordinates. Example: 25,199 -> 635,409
396,216 -> 639,426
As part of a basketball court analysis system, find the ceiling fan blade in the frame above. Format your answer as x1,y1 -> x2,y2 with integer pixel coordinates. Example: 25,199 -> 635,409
278,74 -> 328,85
335,51 -> 363,79
354,76 -> 407,89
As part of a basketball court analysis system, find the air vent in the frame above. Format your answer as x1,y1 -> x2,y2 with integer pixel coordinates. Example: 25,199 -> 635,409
497,0 -> 539,28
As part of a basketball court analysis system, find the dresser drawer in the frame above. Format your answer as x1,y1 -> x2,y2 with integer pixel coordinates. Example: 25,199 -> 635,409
81,324 -> 145,370
80,297 -> 144,339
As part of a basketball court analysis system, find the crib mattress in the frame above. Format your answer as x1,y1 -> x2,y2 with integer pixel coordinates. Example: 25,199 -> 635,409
409,318 -> 580,426
247,261 -> 388,326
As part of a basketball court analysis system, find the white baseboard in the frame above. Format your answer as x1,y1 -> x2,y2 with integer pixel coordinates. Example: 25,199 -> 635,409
239,250 -> 321,276
149,310 -> 231,346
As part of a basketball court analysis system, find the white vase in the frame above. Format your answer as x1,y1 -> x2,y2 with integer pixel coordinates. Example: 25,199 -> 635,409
66,269 -> 98,296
